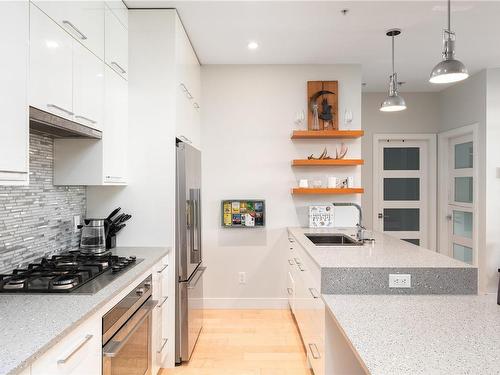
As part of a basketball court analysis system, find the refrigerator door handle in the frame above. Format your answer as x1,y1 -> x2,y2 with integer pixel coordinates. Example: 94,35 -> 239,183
187,266 -> 206,289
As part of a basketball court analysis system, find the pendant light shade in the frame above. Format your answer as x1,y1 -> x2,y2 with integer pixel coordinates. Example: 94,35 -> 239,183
380,29 -> 406,112
429,0 -> 468,84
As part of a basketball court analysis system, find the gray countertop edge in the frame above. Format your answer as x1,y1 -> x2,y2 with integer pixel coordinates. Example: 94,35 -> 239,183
1,246 -> 170,375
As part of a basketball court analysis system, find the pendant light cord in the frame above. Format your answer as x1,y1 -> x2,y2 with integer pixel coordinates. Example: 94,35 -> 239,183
391,35 -> 395,74
448,0 -> 451,32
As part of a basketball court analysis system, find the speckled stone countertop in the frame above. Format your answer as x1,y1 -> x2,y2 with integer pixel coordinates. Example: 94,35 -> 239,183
0,247 -> 170,375
288,227 -> 475,269
322,293 -> 500,375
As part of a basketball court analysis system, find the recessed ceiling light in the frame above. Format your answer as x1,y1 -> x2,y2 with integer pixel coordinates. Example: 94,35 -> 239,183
247,41 -> 259,50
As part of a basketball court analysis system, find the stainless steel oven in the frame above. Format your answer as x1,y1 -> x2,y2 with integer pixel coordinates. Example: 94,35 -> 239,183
102,275 -> 157,375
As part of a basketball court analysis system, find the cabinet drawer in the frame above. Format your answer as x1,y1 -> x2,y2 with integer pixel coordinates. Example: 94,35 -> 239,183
31,315 -> 101,375
32,1 -> 105,59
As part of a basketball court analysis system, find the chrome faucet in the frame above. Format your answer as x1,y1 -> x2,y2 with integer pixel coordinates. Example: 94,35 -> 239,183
332,202 -> 365,241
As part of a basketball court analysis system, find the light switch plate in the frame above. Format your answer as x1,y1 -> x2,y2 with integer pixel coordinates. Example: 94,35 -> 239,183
389,274 -> 411,288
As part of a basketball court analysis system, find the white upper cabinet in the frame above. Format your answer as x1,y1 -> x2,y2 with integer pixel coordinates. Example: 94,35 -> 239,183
105,5 -> 128,80
31,1 -> 105,59
0,0 -> 29,185
73,42 -> 105,131
175,15 -> 201,149
105,0 -> 128,28
30,3 -> 74,121
103,66 -> 128,184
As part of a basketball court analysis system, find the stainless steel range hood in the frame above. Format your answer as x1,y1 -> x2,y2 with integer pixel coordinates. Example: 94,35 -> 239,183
29,106 -> 102,139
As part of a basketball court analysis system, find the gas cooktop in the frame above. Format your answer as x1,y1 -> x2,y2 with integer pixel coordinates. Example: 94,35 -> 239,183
0,251 -> 143,294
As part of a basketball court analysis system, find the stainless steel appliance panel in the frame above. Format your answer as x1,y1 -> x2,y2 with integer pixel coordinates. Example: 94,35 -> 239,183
176,141 -> 202,282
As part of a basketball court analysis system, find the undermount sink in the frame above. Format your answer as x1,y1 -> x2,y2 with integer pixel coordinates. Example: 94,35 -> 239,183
305,233 -> 361,246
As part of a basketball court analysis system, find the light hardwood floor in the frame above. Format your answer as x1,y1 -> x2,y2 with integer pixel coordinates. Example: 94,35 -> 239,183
160,309 -> 313,375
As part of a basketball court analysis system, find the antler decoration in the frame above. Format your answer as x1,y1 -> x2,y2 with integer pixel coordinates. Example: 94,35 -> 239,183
307,143 -> 348,160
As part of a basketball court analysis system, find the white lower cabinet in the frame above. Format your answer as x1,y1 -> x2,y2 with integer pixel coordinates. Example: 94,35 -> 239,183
153,256 -> 170,373
288,234 -> 325,375
31,314 -> 101,375
0,0 -> 29,185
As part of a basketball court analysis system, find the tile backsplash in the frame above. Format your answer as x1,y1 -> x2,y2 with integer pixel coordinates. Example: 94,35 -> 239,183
0,132 -> 86,273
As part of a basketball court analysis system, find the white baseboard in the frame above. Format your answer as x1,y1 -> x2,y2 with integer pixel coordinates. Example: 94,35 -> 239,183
203,298 -> 289,309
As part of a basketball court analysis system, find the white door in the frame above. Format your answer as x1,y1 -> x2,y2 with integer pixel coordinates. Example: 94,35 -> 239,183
445,134 -> 475,264
373,135 -> 437,249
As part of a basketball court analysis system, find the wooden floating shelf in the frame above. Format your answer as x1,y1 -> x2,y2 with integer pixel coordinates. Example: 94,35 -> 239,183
292,159 -> 364,166
291,130 -> 364,139
291,188 -> 365,195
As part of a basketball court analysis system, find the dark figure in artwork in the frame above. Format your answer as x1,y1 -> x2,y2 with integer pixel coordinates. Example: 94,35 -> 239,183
319,97 -> 333,122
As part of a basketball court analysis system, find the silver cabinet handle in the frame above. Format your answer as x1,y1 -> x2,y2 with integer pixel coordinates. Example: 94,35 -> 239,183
75,115 -> 97,124
297,264 -> 305,272
157,264 -> 168,273
105,176 -> 123,179
288,238 -> 295,243
308,287 -> 320,299
293,258 -> 301,264
178,135 -> 192,144
193,102 -> 200,109
186,91 -> 193,100
111,61 -> 127,74
157,338 -> 168,354
287,287 -> 293,295
57,334 -> 93,364
157,296 -> 168,308
308,343 -> 321,359
180,83 -> 188,92
288,259 -> 294,266
62,20 -> 87,40
47,104 -> 74,116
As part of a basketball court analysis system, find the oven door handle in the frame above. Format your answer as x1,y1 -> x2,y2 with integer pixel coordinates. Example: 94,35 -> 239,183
103,299 -> 157,358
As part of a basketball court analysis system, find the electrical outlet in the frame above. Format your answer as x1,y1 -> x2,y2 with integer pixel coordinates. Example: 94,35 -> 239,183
238,272 -> 246,284
73,215 -> 81,233
389,274 -> 411,288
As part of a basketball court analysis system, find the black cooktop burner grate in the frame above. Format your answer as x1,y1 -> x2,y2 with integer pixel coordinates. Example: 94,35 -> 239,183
0,251 -> 138,293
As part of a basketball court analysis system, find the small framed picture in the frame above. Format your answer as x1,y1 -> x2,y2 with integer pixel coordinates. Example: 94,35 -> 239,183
221,200 -> 265,228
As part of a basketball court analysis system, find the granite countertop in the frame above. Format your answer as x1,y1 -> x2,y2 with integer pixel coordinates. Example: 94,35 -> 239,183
0,246 -> 170,375
288,227 -> 474,269
322,293 -> 500,375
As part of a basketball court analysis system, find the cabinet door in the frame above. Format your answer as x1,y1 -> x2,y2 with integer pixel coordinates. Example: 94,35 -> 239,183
30,4 -> 74,120
105,5 -> 128,80
31,1 -> 105,59
73,42 -> 104,131
31,314 -> 101,375
103,66 -> 127,184
0,1 -> 29,184
105,0 -> 128,28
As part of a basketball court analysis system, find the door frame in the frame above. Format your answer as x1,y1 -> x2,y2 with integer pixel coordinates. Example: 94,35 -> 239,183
373,133 -> 437,250
438,124 -> 479,265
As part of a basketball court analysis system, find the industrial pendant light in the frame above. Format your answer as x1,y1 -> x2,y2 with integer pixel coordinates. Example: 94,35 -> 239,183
429,0 -> 468,84
380,29 -> 406,112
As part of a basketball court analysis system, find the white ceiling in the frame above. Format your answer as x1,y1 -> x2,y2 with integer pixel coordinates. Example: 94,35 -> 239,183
124,1 -> 500,92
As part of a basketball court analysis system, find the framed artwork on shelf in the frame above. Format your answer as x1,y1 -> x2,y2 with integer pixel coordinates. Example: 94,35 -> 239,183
221,200 -> 266,228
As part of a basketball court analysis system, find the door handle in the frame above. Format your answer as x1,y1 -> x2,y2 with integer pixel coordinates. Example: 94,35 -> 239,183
308,287 -> 320,299
111,61 -> 127,74
157,264 -> 168,273
308,343 -> 321,359
446,214 -> 453,221
187,266 -> 206,289
62,20 -> 87,40
57,334 -> 93,364
47,104 -> 74,116
378,213 -> 384,219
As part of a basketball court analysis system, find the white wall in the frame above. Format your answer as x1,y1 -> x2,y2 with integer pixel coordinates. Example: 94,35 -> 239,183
201,65 -> 362,308
361,92 -> 441,230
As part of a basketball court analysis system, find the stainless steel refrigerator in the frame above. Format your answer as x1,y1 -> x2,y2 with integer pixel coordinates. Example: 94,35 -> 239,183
175,140 -> 205,364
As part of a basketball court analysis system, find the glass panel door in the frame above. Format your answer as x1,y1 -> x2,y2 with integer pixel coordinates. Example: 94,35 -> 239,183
375,139 -> 428,247
447,135 -> 474,264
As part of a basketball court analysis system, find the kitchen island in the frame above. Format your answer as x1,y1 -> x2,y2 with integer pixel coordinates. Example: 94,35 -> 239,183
285,227 -> 481,375
322,293 -> 500,375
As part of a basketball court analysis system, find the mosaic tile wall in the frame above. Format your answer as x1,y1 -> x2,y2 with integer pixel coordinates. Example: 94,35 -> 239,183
0,133 -> 86,273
